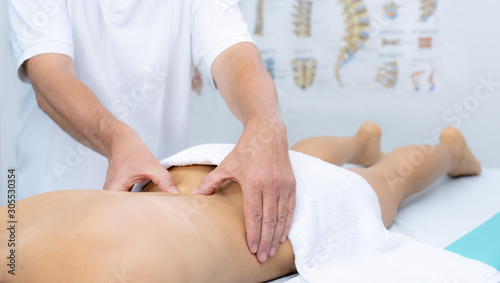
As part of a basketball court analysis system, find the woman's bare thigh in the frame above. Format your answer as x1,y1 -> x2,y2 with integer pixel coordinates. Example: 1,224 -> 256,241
347,167 -> 402,228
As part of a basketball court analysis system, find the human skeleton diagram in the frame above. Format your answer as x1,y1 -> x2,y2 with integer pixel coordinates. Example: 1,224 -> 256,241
375,61 -> 399,88
292,57 -> 317,90
335,0 -> 370,88
419,0 -> 437,22
293,0 -> 312,38
254,0 -> 266,36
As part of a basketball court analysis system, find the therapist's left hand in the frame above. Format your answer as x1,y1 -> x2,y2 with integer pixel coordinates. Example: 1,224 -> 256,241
194,118 -> 296,263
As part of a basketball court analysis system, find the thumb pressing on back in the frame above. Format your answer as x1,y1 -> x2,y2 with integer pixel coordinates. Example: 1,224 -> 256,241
148,164 -> 178,193
192,167 -> 230,195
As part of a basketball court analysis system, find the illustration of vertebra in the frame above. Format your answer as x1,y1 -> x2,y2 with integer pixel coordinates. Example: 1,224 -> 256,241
383,1 -> 400,20
293,0 -> 312,38
292,57 -> 317,90
263,57 -> 276,79
335,0 -> 370,88
375,61 -> 399,88
382,38 -> 401,46
254,0 -> 266,36
419,0 -> 437,22
418,37 -> 432,49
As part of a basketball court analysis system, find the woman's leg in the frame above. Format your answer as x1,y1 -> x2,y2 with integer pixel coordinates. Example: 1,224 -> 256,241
291,122 -> 384,166
349,127 -> 481,227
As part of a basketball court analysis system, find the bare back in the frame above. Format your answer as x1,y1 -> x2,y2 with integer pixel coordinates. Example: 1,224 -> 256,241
0,165 -> 295,283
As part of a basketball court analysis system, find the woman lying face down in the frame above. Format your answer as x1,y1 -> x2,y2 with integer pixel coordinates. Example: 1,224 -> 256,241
0,123 -> 482,283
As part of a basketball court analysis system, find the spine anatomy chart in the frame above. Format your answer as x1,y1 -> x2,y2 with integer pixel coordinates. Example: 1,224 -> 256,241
240,0 -> 440,93
335,0 -> 370,88
419,0 -> 437,22
254,0 -> 266,36
293,0 -> 313,38
375,61 -> 399,88
292,57 -> 317,90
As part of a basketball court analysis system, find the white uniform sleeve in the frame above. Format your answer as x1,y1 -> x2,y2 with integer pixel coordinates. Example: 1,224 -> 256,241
8,0 -> 73,83
190,0 -> 255,88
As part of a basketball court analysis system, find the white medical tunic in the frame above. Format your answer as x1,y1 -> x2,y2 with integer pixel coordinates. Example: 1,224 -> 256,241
8,0 -> 253,200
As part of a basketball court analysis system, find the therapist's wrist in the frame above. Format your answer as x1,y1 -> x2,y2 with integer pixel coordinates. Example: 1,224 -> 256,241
245,115 -> 287,137
100,120 -> 137,159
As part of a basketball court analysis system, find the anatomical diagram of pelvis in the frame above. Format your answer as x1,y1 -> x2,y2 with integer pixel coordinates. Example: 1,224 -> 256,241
292,57 -> 317,90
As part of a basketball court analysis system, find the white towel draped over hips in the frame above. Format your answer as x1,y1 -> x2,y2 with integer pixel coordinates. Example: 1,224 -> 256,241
133,144 -> 500,283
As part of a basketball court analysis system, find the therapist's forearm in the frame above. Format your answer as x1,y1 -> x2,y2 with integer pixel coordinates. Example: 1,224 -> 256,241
25,54 -> 130,158
24,54 -> 177,192
208,43 -> 296,262
211,42 -> 283,128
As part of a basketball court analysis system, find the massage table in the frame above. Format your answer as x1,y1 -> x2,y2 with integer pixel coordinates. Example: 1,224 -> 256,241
270,167 -> 500,282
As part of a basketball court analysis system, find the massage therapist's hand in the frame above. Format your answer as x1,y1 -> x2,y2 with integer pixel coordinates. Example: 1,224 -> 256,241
103,126 -> 178,193
195,119 -> 296,263
22,54 -> 177,193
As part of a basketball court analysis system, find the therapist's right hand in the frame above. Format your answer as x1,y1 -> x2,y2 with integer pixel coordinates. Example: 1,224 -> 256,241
103,126 -> 178,193
23,54 -> 176,193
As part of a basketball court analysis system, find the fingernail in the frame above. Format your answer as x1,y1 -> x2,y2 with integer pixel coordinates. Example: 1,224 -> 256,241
170,186 -> 179,193
251,243 -> 258,254
270,246 -> 276,257
280,235 -> 287,243
190,189 -> 199,195
259,251 -> 267,262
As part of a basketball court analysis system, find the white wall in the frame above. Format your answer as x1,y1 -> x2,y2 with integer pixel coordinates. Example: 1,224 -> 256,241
190,0 -> 500,168
0,0 -> 22,206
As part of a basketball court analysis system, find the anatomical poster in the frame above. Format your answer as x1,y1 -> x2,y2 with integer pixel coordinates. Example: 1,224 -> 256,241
240,0 -> 440,95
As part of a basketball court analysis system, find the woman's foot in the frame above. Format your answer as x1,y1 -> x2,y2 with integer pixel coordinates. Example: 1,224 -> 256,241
440,127 -> 482,177
351,122 -> 384,167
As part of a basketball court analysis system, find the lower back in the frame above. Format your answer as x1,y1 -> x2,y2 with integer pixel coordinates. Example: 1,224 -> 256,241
1,167 -> 295,282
